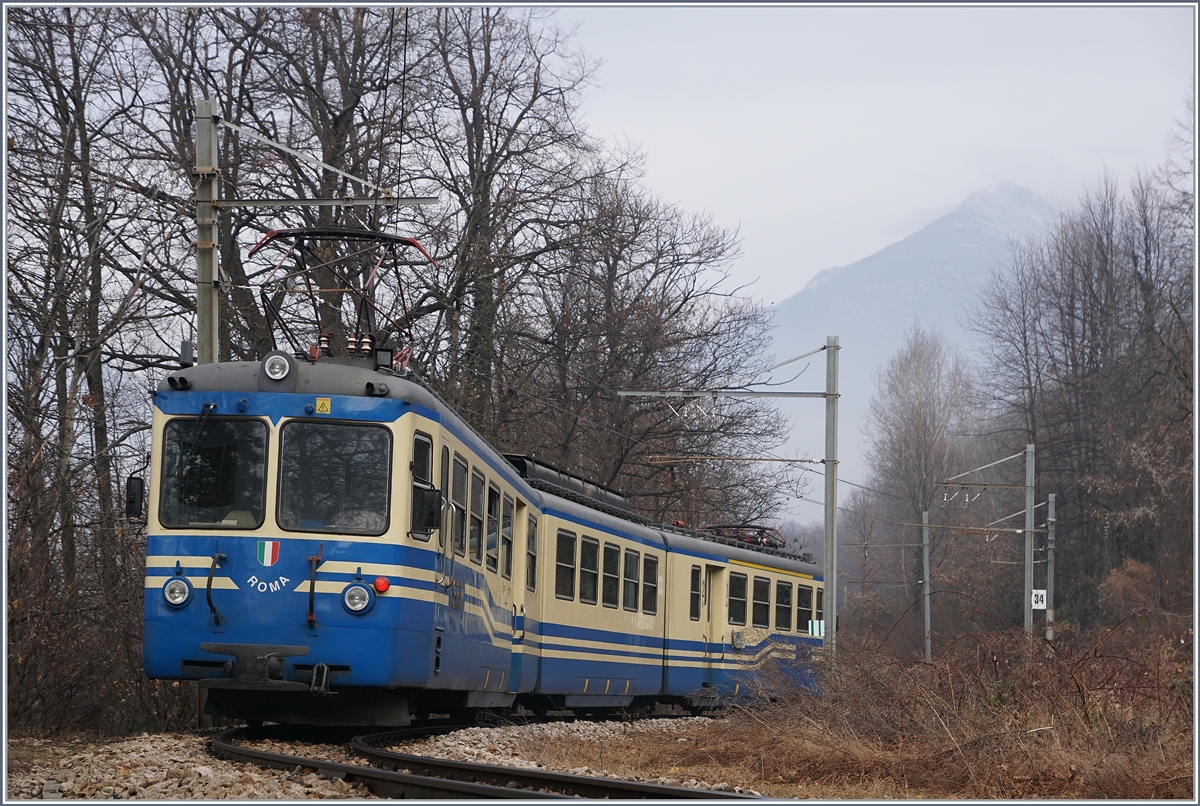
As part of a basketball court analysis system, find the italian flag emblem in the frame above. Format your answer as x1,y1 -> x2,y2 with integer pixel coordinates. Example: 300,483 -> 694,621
257,540 -> 280,567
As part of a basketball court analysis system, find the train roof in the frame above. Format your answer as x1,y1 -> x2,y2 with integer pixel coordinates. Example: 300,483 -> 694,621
511,472 -> 819,575
658,526 -> 822,577
157,353 -> 437,400
156,353 -> 541,499
504,455 -> 634,513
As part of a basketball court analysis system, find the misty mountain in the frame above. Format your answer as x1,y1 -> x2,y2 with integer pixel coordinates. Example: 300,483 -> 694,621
768,181 -> 1058,507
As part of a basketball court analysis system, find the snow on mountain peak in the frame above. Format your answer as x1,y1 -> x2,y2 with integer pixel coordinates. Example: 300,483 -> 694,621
957,181 -> 1058,239
770,181 -> 1061,492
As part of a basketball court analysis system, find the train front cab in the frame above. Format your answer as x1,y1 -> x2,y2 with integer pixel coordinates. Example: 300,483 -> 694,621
141,356 -> 547,725
143,385 -> 459,724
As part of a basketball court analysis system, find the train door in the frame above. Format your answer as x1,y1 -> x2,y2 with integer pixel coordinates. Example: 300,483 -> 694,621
704,564 -> 726,689
663,557 -> 705,695
507,503 -> 538,693
433,443 -> 462,646
479,483 -> 514,695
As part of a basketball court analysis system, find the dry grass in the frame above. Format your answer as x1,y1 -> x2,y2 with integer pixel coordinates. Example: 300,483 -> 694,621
516,621 -> 1193,799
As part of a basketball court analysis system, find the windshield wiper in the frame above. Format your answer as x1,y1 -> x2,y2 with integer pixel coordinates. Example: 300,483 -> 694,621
172,402 -> 217,478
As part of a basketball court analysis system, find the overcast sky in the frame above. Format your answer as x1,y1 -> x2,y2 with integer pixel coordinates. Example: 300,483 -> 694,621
552,4 -> 1196,304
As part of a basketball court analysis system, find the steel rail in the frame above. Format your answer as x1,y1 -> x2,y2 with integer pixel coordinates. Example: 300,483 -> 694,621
208,726 -> 560,799
354,728 -> 758,799
210,722 -> 759,799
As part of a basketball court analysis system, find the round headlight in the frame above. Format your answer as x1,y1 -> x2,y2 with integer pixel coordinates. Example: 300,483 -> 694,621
343,584 -> 371,613
343,584 -> 372,613
164,578 -> 191,607
264,354 -> 290,381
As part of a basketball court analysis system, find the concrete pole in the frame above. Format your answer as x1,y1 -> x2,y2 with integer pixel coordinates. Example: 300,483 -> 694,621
195,99 -> 220,364
1024,443 -> 1035,639
1046,493 -> 1056,642
923,510 -> 931,663
823,336 -> 839,658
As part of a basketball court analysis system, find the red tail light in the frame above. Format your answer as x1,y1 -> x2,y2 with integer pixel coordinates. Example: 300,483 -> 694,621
374,576 -> 390,593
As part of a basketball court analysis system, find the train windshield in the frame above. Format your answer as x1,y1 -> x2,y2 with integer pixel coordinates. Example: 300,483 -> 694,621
160,418 -> 268,528
277,421 -> 391,535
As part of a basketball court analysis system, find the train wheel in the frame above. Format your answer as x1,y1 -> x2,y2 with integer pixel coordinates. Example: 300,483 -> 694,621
445,708 -> 477,726
522,696 -> 554,718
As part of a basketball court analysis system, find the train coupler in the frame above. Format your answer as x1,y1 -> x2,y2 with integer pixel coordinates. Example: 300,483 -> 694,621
198,642 -> 311,691
309,662 -> 334,696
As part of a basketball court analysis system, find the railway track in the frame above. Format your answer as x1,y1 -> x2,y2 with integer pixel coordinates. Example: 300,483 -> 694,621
209,723 -> 758,799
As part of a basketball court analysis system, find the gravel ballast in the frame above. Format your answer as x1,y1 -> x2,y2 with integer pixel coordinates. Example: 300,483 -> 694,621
6,733 -> 374,800
6,717 -> 756,799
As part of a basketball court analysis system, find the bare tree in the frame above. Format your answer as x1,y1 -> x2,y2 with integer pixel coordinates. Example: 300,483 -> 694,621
402,8 -> 600,422
864,323 -> 972,518
486,159 -> 797,524
969,159 -> 1193,620
843,325 -> 980,653
5,6 -> 808,733
7,6 -> 189,732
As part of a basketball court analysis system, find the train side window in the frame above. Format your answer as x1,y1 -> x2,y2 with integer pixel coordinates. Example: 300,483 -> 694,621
642,555 -> 658,615
469,470 -> 485,564
776,581 -> 793,631
797,585 -> 813,634
579,537 -> 599,605
752,577 -> 771,629
410,434 -> 434,541
622,549 -> 640,612
816,588 -> 824,624
689,566 -> 701,621
526,516 -> 538,592
602,544 -> 620,608
485,483 -> 500,572
439,447 -> 450,548
451,455 -> 468,556
555,530 -> 576,600
728,573 -> 748,626
501,495 -> 514,579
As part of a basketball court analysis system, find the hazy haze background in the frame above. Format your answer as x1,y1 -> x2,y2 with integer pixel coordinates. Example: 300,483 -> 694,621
554,4 -> 1195,517
554,5 -> 1194,302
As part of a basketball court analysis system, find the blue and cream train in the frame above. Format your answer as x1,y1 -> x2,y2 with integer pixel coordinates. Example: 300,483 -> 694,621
141,349 -> 824,725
